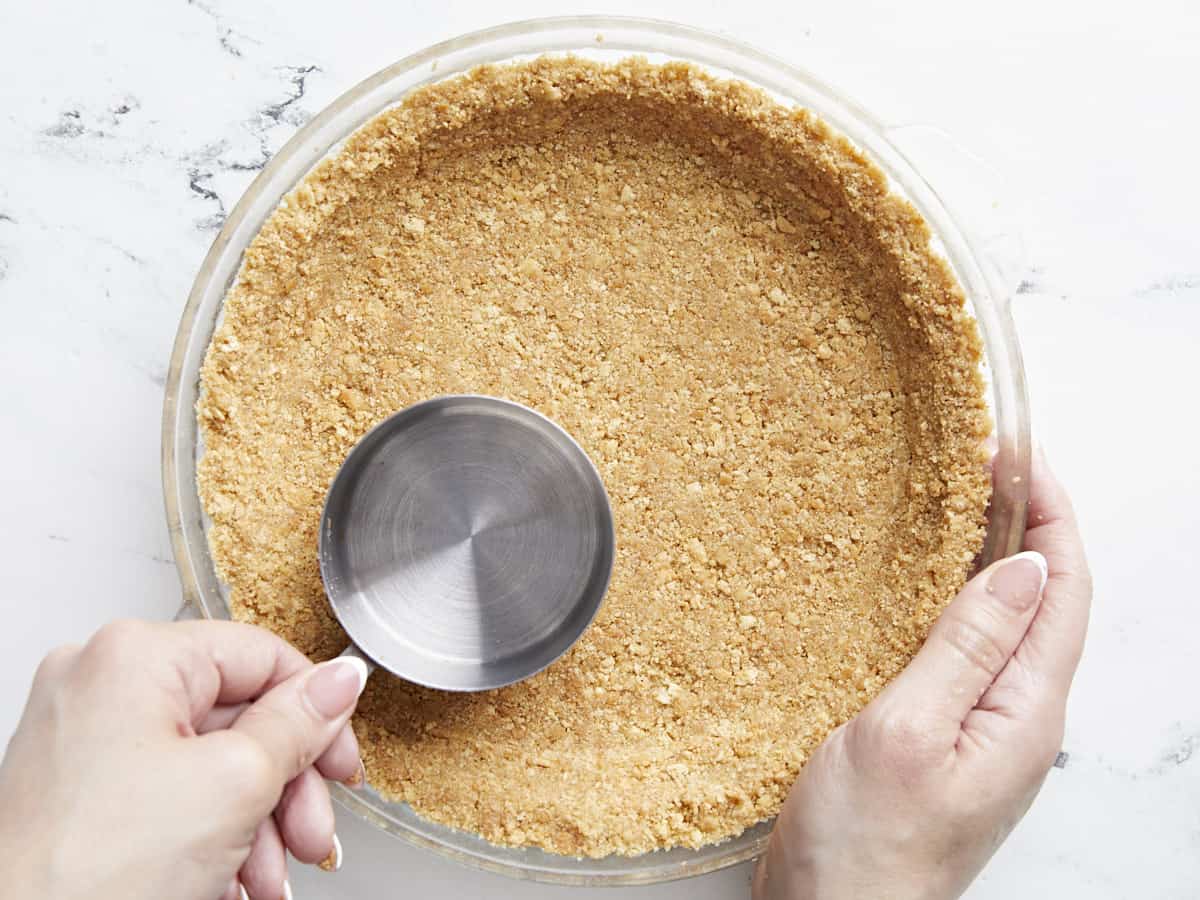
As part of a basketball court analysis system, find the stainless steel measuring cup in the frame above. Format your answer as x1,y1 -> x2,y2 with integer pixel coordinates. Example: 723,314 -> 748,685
318,395 -> 614,691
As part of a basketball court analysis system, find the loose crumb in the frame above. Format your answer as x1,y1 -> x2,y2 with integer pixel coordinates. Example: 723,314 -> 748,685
197,57 -> 991,858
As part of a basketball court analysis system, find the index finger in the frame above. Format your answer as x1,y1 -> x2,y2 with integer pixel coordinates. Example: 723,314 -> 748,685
169,621 -> 361,779
168,620 -> 314,724
1012,446 -> 1092,699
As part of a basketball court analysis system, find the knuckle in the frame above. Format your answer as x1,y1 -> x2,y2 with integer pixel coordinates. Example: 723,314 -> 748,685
941,612 -> 1010,679
34,644 -> 80,683
874,712 -> 930,755
277,708 -> 316,771
289,721 -> 321,776
283,735 -> 312,780
863,708 -> 941,778
87,619 -> 146,660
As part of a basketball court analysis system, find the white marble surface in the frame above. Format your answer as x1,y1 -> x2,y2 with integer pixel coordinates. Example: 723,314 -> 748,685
2,1 -> 1199,897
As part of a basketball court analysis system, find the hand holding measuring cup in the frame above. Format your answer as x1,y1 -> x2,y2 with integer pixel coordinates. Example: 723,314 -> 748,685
0,619 -> 365,900
0,395 -> 616,900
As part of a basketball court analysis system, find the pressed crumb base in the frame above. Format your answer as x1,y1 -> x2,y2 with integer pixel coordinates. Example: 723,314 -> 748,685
197,58 -> 991,857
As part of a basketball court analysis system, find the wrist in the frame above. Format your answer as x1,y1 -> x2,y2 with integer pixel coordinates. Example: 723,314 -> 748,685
754,837 -> 954,900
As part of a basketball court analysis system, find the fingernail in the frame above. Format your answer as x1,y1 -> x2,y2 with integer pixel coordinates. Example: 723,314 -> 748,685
282,880 -> 293,900
987,550 -> 1048,611
343,759 -> 365,788
238,884 -> 249,900
318,833 -> 343,872
306,658 -> 368,719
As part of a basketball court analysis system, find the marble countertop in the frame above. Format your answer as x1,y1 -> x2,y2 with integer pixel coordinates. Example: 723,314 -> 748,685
2,1 -> 1197,897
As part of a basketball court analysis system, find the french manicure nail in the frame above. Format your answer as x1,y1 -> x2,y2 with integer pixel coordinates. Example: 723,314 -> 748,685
306,658 -> 368,719
318,833 -> 343,872
282,880 -> 293,900
238,884 -> 248,900
987,550 -> 1048,611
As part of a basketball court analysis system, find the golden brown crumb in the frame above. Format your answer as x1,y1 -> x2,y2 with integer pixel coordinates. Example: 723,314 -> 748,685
197,57 -> 990,857
317,844 -> 339,872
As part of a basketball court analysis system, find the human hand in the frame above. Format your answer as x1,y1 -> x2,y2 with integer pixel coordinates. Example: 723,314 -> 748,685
0,619 -> 368,900
753,448 -> 1091,900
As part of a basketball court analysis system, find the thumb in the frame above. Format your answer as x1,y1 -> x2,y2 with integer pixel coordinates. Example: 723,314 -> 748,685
224,656 -> 368,809
886,551 -> 1048,729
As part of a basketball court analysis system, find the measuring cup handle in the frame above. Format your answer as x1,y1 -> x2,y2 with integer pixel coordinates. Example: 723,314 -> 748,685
338,643 -> 377,677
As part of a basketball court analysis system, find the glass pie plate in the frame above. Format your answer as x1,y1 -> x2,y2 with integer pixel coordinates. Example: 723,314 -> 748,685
161,15 -> 1031,886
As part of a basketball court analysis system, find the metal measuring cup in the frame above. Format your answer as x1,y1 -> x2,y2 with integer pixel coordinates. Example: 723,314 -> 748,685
318,395 -> 614,691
